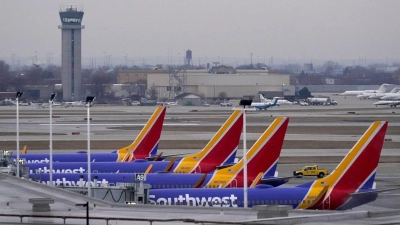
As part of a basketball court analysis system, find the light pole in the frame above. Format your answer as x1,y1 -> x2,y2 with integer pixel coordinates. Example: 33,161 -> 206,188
239,99 -> 252,208
49,93 -> 56,186
86,96 -> 96,197
16,91 -> 23,178
282,84 -> 285,97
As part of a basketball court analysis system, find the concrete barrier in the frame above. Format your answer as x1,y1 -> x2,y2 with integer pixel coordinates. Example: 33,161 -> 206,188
29,198 -> 54,212
252,205 -> 292,218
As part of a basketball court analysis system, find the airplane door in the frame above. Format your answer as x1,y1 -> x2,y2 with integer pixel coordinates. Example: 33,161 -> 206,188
323,196 -> 330,210
229,179 -> 237,188
194,166 -> 201,174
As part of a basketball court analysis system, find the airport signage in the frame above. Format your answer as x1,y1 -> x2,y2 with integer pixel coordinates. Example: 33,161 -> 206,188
62,18 -> 81,23
135,173 -> 146,181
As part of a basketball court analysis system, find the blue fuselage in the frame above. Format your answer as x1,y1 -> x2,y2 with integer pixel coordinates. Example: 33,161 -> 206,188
26,160 -> 172,174
15,153 -> 120,163
30,172 -> 284,188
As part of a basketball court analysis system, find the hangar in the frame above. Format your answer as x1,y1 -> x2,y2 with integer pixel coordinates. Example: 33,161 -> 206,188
118,66 -> 294,101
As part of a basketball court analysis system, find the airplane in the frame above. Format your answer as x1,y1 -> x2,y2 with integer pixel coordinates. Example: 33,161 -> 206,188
259,94 -> 293,105
250,97 -> 279,110
368,87 -> 400,99
31,117 -> 289,188
63,101 -> 84,107
380,89 -> 400,100
148,121 -> 389,210
373,100 -> 400,107
340,84 -> 389,98
26,110 -> 244,174
16,106 -> 167,163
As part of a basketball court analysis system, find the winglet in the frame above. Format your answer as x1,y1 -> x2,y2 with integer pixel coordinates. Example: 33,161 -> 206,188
250,172 -> 264,188
117,106 -> 166,161
164,158 -> 176,172
22,145 -> 27,154
172,110 -> 243,173
144,164 -> 153,174
193,174 -> 208,188
301,121 -> 388,210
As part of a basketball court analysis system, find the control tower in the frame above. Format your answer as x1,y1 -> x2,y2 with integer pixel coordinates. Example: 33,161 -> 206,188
58,5 -> 84,101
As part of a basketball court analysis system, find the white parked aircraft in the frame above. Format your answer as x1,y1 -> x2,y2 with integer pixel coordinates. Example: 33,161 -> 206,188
380,89 -> 400,100
373,100 -> 400,107
259,94 -> 293,105
340,84 -> 390,98
368,87 -> 400,99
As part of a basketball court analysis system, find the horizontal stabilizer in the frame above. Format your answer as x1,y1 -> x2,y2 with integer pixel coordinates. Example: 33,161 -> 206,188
350,187 -> 400,196
261,175 -> 301,183
215,164 -> 235,170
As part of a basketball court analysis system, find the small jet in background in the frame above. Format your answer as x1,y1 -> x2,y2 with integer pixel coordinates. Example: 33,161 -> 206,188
251,97 -> 279,110
260,94 -> 293,105
340,83 -> 390,99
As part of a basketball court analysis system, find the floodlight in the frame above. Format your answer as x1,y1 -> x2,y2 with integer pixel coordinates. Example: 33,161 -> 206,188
16,91 -> 23,99
50,93 -> 56,101
86,96 -> 96,104
239,100 -> 252,106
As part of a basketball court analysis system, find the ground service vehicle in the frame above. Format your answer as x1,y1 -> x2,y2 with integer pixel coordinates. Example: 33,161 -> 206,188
293,165 -> 328,178
220,102 -> 232,107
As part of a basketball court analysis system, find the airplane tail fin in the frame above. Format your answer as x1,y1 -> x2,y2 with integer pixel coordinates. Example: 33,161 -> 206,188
117,106 -> 166,162
245,117 -> 288,178
259,94 -> 266,102
298,121 -> 388,210
271,97 -> 279,106
377,84 -> 389,92
205,117 -> 288,188
172,110 -> 243,173
319,121 -> 387,190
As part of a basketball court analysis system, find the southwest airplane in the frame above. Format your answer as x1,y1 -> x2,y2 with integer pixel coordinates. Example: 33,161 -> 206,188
16,106 -> 167,163
31,117 -> 289,188
26,110 -> 244,174
340,83 -> 389,98
149,121 -> 388,210
250,97 -> 279,110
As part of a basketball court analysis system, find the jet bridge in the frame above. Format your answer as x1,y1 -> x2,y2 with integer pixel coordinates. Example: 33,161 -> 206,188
61,175 -> 151,204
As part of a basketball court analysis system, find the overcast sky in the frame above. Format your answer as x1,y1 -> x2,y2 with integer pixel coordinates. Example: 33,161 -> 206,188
1,0 -> 399,66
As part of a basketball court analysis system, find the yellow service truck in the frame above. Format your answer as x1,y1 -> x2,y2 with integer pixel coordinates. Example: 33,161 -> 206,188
293,165 -> 328,178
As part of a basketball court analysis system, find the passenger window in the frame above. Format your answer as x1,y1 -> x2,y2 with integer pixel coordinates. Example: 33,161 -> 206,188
279,200 -> 283,204
256,200 -> 260,204
289,200 -> 292,204
284,200 -> 287,204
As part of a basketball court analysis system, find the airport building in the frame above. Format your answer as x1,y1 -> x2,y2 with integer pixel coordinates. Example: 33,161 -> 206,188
118,66 -> 293,101
58,5 -> 84,101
